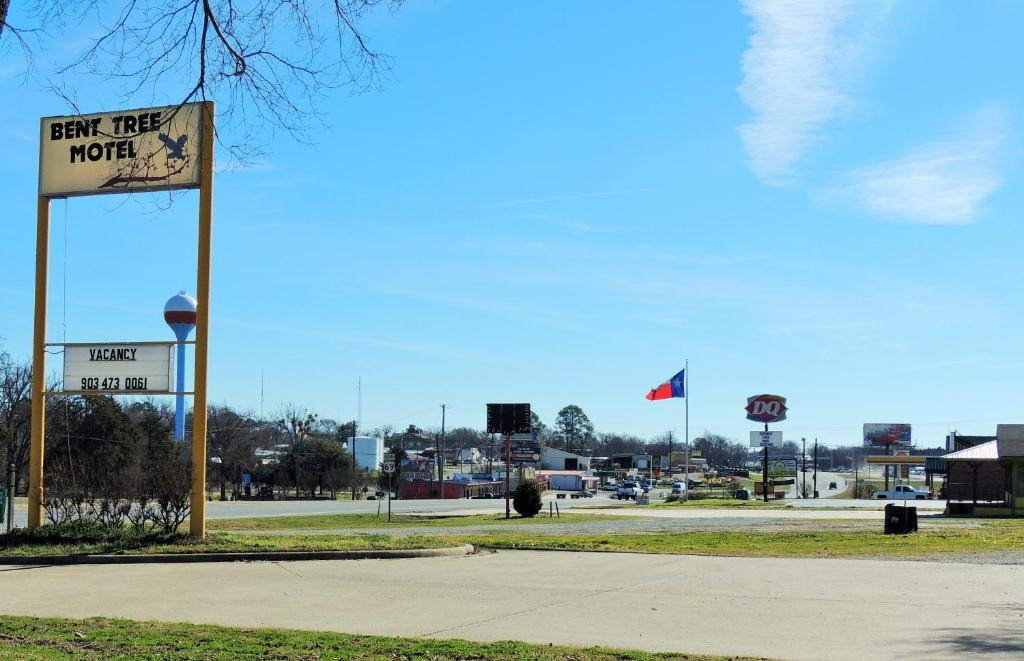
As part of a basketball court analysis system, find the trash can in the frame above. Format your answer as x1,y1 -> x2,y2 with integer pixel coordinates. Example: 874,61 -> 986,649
884,503 -> 918,534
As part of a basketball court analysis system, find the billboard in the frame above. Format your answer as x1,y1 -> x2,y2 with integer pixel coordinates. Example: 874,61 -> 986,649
486,403 -> 531,434
863,423 -> 912,448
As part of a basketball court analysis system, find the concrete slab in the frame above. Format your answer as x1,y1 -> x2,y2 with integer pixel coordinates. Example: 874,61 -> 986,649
2,550 -> 1022,660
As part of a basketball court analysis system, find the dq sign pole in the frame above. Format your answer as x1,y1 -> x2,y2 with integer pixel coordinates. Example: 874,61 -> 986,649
28,102 -> 215,536
745,394 -> 788,503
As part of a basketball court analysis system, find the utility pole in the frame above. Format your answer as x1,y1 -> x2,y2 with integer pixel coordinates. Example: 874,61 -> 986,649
504,433 -> 511,519
813,438 -> 818,498
667,430 -> 673,476
6,463 -> 14,532
802,438 -> 806,498
439,404 -> 446,499
854,447 -> 859,498
350,419 -> 358,501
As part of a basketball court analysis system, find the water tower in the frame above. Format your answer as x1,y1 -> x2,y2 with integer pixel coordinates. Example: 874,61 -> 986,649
164,291 -> 197,440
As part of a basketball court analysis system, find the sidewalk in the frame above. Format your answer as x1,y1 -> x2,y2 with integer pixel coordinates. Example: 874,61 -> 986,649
3,550 -> 1021,660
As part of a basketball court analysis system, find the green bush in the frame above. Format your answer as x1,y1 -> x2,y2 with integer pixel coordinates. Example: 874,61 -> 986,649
0,521 -> 186,550
512,479 -> 543,517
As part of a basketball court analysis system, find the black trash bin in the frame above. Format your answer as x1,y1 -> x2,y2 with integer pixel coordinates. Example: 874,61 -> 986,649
884,503 -> 917,534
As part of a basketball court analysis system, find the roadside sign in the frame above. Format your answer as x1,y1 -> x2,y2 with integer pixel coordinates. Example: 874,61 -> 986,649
750,430 -> 782,447
745,394 -> 788,423
486,403 -> 531,434
383,461 -> 396,474
506,445 -> 541,462
241,473 -> 251,485
39,103 -> 206,197
62,342 -> 174,394
863,423 -> 912,448
767,458 -> 798,480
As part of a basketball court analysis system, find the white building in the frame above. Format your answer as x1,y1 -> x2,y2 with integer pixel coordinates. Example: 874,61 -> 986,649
540,447 -> 591,471
536,470 -> 599,491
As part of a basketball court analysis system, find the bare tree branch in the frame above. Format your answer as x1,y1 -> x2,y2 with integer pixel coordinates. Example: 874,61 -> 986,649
4,0 -> 403,159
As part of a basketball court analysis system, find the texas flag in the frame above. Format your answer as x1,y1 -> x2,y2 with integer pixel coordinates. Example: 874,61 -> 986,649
646,368 -> 686,401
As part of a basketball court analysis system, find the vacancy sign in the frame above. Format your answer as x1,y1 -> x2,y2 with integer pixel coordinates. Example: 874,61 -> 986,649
39,102 -> 205,197
63,343 -> 175,394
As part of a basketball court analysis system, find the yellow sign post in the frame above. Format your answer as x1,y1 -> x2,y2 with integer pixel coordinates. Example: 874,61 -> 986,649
28,101 -> 215,537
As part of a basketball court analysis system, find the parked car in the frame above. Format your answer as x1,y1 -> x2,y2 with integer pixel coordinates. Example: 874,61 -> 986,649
600,483 -> 618,491
616,483 -> 644,500
871,485 -> 929,500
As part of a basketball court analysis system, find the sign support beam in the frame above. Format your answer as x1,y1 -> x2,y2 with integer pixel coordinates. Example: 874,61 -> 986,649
190,101 -> 215,538
28,196 -> 50,528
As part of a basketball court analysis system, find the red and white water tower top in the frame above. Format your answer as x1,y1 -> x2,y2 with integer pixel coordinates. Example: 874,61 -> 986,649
164,291 -> 197,340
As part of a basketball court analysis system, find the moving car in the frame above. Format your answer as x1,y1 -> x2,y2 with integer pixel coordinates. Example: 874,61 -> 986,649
671,481 -> 687,495
871,485 -> 929,500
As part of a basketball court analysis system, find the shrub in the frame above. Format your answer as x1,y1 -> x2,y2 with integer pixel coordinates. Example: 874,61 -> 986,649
0,521 -> 186,550
512,479 -> 543,517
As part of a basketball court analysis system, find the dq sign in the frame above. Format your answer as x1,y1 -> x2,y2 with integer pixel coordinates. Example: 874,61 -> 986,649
745,394 -> 788,423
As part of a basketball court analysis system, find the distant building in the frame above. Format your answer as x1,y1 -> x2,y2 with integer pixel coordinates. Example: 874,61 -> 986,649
540,447 -> 591,471
389,425 -> 435,453
536,470 -> 598,491
942,424 -> 1024,516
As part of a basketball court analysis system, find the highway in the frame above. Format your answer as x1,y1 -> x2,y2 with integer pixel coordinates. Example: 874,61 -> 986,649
8,480 -> 946,529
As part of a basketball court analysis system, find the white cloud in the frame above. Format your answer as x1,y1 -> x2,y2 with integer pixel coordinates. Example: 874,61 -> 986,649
737,0 -> 857,184
838,107 -> 1006,224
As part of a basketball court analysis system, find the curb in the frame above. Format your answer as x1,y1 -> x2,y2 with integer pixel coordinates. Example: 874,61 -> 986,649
0,544 -> 476,565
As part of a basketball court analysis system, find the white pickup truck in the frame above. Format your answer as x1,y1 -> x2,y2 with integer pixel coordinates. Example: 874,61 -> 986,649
616,483 -> 643,500
871,485 -> 929,500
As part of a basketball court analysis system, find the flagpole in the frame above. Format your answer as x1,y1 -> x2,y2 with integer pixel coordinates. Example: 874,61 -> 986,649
684,359 -> 690,502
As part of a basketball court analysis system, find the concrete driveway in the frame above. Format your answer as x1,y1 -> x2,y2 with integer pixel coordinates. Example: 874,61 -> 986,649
2,550 -> 1021,660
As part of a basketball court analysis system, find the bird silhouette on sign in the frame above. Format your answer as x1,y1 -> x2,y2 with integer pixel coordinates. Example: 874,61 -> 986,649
158,133 -> 188,159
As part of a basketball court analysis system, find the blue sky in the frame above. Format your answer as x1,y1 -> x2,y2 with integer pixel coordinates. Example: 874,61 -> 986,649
1,1 -> 1022,447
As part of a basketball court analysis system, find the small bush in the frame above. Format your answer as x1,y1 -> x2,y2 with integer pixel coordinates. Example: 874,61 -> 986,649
512,479 -> 543,517
0,521 -> 187,550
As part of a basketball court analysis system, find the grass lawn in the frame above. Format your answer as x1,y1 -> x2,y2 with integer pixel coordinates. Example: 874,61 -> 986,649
0,615 -> 754,660
208,511 -> 618,531
461,520 -> 1024,558
4,519 -> 1022,561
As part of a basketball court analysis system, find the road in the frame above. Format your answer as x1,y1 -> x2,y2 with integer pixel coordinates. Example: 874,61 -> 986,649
7,485 -> 947,528
2,550 -> 1021,660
